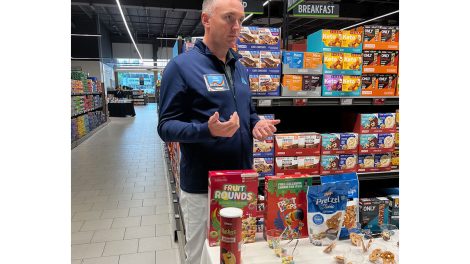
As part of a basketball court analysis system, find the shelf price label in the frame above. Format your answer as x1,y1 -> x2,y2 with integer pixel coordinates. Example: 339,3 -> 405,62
258,99 -> 272,107
373,98 -> 385,105
293,98 -> 307,106
340,98 -> 353,105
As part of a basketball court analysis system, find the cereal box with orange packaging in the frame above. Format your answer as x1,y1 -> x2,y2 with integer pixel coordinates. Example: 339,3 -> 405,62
208,170 -> 259,247
307,29 -> 362,53
264,174 -> 313,240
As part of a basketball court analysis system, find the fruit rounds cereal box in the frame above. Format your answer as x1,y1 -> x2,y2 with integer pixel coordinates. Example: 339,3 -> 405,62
208,170 -> 259,247
264,175 -> 313,240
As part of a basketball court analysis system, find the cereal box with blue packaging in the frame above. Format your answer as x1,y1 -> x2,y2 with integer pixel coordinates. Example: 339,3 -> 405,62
374,152 -> 392,171
321,173 -> 360,239
260,50 -> 281,72
238,50 -> 260,68
359,133 -> 395,153
282,51 -> 303,69
354,113 -> 396,134
237,26 -> 281,51
359,197 -> 390,233
320,154 -> 358,175
358,154 -> 377,172
321,133 -> 359,155
253,114 -> 275,158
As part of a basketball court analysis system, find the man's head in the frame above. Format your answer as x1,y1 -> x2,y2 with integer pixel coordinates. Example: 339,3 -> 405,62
201,0 -> 245,51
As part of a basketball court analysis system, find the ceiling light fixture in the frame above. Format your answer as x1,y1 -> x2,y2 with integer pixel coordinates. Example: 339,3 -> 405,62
263,1 -> 270,6
341,10 -> 399,30
243,13 -> 254,23
156,37 -> 178,40
71,34 -> 102,37
115,0 -> 143,61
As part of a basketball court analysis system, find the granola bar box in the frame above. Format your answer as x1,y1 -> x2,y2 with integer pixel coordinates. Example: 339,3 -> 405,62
321,133 -> 359,155
274,156 -> 320,176
275,133 -> 322,156
354,113 -> 397,134
207,170 -> 259,247
237,26 -> 281,50
253,114 -> 275,158
359,197 -> 390,233
264,174 -> 313,240
320,154 -> 358,175
253,157 -> 274,177
359,133 -> 395,154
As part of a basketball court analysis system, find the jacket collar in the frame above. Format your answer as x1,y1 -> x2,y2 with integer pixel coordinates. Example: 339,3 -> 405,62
194,39 -> 242,63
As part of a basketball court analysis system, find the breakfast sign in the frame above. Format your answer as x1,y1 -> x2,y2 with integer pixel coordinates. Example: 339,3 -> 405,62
293,3 -> 340,18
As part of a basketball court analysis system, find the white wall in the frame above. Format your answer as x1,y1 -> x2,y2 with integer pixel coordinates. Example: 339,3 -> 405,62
112,43 -> 153,59
71,60 -> 103,81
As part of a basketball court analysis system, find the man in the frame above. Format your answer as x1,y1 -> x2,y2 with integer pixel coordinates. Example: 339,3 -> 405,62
158,0 -> 280,263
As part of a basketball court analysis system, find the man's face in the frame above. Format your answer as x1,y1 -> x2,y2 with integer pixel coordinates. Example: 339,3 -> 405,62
204,0 -> 245,49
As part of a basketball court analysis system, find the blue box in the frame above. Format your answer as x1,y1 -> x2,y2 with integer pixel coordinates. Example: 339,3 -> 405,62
254,157 -> 274,177
282,51 -> 304,69
307,29 -> 363,53
237,26 -> 281,50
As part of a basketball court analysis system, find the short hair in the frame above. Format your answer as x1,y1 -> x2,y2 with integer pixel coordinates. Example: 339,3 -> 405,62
202,0 -> 243,15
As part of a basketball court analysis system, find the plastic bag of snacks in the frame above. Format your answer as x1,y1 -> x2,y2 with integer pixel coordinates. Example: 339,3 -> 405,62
307,182 -> 348,246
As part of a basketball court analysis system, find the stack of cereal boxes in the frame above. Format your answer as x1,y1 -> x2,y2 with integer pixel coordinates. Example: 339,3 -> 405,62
391,110 -> 399,170
253,115 -> 276,177
320,133 -> 359,174
360,26 -> 399,96
355,113 -> 397,172
207,170 -> 259,246
281,51 -> 323,96
237,27 -> 281,96
264,174 -> 313,240
274,133 -> 322,176
307,29 -> 363,97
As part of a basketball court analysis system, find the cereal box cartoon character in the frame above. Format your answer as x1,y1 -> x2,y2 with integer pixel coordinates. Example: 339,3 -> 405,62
273,204 -> 305,239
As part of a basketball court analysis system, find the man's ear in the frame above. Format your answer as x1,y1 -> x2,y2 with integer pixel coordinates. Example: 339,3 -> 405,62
201,12 -> 210,28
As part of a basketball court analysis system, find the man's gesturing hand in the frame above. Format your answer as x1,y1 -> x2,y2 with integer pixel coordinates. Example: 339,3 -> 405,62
208,111 -> 240,137
252,119 -> 281,141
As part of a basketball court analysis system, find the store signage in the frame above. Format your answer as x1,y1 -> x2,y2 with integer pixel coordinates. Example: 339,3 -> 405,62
243,0 -> 264,14
293,3 -> 340,17
287,0 -> 305,12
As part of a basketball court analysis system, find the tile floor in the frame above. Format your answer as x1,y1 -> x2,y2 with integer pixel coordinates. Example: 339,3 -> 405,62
72,104 -> 181,264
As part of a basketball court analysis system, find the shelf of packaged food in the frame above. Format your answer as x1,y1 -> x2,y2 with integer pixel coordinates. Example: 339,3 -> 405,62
258,170 -> 398,183
252,96 -> 399,107
71,92 -> 102,96
71,106 -> 103,118
71,119 -> 109,149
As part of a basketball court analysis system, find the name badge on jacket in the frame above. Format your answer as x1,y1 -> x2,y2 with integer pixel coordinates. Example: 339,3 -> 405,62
203,74 -> 230,92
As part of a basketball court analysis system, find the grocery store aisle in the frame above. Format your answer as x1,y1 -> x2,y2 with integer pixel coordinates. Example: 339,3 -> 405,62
71,104 -> 181,264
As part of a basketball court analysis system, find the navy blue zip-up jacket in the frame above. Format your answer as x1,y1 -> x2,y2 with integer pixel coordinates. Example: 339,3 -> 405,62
158,40 -> 260,193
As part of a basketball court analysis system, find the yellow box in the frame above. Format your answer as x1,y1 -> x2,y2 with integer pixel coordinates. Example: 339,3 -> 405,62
343,53 -> 362,70
342,76 -> 361,92
324,52 -> 343,70
303,52 -> 323,69
322,30 -> 342,47
341,30 -> 363,48
282,75 -> 303,91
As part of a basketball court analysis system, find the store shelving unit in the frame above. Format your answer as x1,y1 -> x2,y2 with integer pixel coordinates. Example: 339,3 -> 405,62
252,96 -> 399,107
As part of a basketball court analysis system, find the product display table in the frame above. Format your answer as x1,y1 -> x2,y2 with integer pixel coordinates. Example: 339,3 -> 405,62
108,101 -> 136,117
201,231 -> 399,264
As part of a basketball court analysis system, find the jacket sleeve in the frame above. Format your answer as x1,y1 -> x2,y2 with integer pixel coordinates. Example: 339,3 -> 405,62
157,59 -> 216,143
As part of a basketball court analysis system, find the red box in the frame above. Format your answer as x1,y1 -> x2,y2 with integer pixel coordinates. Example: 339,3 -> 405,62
264,175 -> 313,240
320,154 -> 358,175
207,170 -> 259,247
274,133 -> 321,156
274,156 -> 320,176
354,113 -> 397,134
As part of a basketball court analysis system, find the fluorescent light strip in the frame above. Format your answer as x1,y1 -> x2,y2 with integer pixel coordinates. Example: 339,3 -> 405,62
116,0 -> 143,60
156,37 -> 178,40
243,13 -> 253,23
71,34 -> 102,37
263,0 -> 270,6
341,10 -> 399,30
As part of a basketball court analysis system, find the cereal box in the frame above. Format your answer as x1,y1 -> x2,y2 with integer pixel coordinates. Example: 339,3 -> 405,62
303,52 -> 323,69
391,150 -> 399,170
321,133 -> 359,155
274,156 -> 320,175
321,173 -> 360,239
320,154 -> 358,175
374,152 -> 392,170
354,113 -> 396,133
362,51 -> 380,66
320,29 -> 342,47
342,53 -> 363,71
248,75 -> 259,92
323,74 -> 343,92
274,133 -> 321,156
359,197 -> 390,233
258,27 -> 281,46
238,27 -> 259,44
341,30 -> 362,48
253,114 -> 275,158
342,75 -> 361,92
324,52 -> 343,70
358,154 -> 377,172
264,175 -> 313,240
260,50 -> 281,69
207,170 -> 258,246
238,50 -> 260,68
253,157 -> 274,177
255,74 -> 280,96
